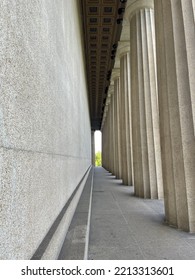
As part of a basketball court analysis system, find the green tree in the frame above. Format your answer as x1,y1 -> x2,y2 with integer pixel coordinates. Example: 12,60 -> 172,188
95,151 -> 102,166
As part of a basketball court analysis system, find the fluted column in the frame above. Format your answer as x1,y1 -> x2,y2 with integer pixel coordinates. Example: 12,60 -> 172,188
109,86 -> 115,174
107,96 -> 112,172
154,0 -> 195,232
112,70 -> 122,179
102,101 -> 110,170
110,85 -> 117,176
102,117 -> 105,168
105,97 -> 110,171
101,124 -> 105,167
118,42 -> 133,186
126,0 -> 163,198
102,106 -> 109,170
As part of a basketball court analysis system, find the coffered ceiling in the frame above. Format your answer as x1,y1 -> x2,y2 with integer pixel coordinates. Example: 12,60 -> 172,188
80,0 -> 127,130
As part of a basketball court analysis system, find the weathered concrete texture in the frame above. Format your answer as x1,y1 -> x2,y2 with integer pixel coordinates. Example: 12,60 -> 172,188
0,0 -> 91,259
154,0 -> 195,232
89,168 -> 195,260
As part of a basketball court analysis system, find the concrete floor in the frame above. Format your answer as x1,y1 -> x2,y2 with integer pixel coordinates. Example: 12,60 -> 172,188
88,167 -> 195,260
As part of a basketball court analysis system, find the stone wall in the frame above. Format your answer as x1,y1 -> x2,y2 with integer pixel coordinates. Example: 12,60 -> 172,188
0,0 -> 91,259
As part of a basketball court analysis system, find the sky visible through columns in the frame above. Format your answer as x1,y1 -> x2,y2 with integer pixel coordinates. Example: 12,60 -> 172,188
95,131 -> 102,153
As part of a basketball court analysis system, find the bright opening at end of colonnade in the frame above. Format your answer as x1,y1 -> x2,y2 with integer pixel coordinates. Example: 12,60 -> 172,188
95,131 -> 102,167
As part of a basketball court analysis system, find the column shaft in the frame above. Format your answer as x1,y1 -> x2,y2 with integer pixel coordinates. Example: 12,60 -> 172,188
119,64 -> 129,185
155,0 -> 195,232
114,77 -> 122,179
120,52 -> 133,186
130,8 -> 163,198
111,90 -> 117,176
108,103 -> 112,172
110,91 -> 115,174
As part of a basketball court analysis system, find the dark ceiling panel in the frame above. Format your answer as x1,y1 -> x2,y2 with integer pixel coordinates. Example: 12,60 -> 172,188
80,0 -> 126,130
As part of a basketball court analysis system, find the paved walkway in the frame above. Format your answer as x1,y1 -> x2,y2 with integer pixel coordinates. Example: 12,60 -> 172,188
88,167 -> 195,260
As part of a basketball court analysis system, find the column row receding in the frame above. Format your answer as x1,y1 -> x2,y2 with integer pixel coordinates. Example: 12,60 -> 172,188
101,0 -> 195,232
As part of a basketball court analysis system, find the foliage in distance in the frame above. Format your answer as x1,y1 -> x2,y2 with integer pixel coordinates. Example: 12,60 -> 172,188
95,151 -> 102,166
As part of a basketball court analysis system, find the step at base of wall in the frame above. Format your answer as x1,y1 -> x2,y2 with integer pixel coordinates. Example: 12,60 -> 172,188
58,168 -> 94,260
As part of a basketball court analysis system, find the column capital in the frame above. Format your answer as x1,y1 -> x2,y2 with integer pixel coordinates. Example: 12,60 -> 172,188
120,19 -> 130,41
125,0 -> 154,21
117,41 -> 130,58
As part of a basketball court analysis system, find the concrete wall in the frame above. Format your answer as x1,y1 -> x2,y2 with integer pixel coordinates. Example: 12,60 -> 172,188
0,0 -> 91,259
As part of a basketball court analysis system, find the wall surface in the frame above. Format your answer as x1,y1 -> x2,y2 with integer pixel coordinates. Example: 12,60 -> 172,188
0,0 -> 91,259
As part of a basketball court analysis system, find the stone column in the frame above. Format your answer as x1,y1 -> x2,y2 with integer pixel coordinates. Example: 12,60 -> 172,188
110,85 -> 117,176
154,0 -> 195,232
118,59 -> 128,185
108,86 -> 115,175
107,97 -> 112,172
118,42 -> 133,186
112,69 -> 122,179
126,0 -> 163,198
101,105 -> 109,170
101,106 -> 109,170
101,125 -> 104,167
101,122 -> 105,168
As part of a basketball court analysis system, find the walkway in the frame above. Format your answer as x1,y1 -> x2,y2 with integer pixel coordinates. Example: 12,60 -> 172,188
88,167 -> 195,260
